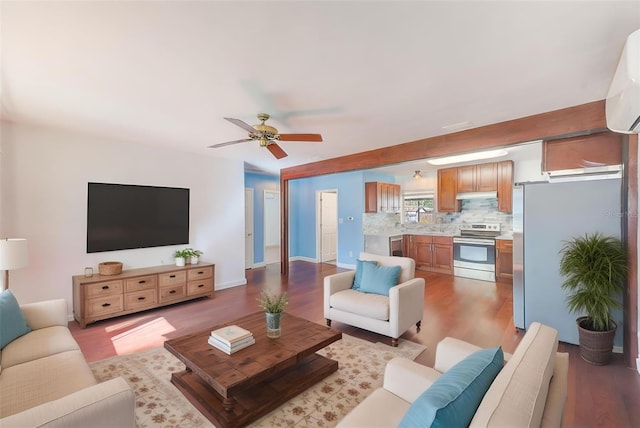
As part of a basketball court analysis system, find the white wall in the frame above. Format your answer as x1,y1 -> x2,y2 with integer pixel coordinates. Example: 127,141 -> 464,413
1,122 -> 247,318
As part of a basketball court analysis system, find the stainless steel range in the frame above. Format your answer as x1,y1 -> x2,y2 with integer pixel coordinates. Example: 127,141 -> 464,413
453,223 -> 501,281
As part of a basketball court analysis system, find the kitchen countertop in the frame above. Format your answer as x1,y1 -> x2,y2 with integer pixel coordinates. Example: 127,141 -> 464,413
495,234 -> 513,240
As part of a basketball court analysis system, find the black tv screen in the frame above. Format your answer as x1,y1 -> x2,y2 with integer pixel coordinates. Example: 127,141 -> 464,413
87,182 -> 190,253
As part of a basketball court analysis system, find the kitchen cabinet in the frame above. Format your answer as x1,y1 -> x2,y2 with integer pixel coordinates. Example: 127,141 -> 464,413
497,160 -> 513,213
365,181 -> 401,213
437,168 -> 459,213
541,132 -> 622,172
438,161 -> 512,213
457,163 -> 497,193
404,234 -> 453,274
495,239 -> 513,283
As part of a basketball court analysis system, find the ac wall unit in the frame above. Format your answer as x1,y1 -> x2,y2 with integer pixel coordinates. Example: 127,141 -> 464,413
606,29 -> 640,134
546,165 -> 622,183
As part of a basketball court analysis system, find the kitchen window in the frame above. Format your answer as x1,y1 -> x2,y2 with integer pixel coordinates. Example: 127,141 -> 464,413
403,193 -> 434,223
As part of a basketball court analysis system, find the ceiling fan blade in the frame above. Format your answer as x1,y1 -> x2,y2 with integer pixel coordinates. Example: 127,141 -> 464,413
277,133 -> 323,142
266,143 -> 288,159
224,117 -> 257,134
208,138 -> 252,148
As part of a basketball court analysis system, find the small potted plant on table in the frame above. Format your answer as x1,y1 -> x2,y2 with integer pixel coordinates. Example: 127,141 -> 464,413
559,232 -> 627,365
185,248 -> 203,264
257,290 -> 288,338
173,249 -> 190,267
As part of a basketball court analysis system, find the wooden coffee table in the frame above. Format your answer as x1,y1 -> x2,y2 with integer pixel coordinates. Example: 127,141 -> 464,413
164,311 -> 342,428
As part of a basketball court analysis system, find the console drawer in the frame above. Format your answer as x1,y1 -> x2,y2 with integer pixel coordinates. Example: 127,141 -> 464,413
87,295 -> 124,317
159,271 -> 187,287
187,266 -> 213,281
187,278 -> 214,296
159,284 -> 187,302
125,275 -> 157,292
125,289 -> 158,310
85,280 -> 123,298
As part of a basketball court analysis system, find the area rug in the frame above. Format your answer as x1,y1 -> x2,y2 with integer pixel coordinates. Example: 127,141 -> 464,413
90,334 -> 426,428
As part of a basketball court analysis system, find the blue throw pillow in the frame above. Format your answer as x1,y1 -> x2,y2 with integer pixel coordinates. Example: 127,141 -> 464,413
353,259 -> 378,290
0,290 -> 31,349
399,346 -> 504,428
357,263 -> 401,296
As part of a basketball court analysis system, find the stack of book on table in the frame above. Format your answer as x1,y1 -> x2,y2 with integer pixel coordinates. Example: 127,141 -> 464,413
208,325 -> 255,354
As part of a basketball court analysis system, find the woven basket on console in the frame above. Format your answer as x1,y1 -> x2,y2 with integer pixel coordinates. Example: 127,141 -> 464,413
98,261 -> 123,276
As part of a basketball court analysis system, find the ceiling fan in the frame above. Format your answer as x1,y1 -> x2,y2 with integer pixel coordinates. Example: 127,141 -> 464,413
209,113 -> 323,159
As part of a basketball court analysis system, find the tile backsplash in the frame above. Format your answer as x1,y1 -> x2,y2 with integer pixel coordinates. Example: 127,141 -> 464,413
363,198 -> 513,235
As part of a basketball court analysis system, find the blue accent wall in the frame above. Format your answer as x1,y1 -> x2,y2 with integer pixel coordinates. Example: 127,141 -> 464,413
289,170 -> 392,266
244,172 -> 279,264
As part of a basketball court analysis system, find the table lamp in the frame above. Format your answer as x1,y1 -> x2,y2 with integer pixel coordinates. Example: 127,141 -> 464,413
0,238 -> 28,290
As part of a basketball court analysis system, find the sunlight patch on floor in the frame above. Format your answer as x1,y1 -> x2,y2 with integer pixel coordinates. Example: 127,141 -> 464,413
111,317 -> 176,355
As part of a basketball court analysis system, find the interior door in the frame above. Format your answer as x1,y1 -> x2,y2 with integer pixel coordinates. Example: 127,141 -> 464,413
264,190 -> 281,264
244,188 -> 254,269
319,191 -> 337,263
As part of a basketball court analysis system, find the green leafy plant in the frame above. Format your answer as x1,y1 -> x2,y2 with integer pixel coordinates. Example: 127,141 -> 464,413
257,290 -> 288,314
173,249 -> 190,258
559,233 -> 627,332
184,248 -> 203,257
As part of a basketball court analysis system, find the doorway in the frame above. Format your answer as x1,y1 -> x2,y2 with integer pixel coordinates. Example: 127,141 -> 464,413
264,190 -> 281,265
244,188 -> 254,269
317,190 -> 338,264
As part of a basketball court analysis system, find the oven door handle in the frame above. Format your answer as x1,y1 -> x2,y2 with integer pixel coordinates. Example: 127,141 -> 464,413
453,238 -> 495,246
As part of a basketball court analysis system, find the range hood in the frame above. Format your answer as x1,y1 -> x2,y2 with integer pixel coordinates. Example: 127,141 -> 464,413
546,164 -> 622,183
456,191 -> 497,200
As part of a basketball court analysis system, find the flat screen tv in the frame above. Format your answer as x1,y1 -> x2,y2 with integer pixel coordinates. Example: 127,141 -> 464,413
87,182 -> 190,253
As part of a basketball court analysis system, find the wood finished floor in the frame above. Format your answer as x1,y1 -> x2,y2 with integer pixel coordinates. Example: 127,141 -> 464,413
70,261 -> 640,427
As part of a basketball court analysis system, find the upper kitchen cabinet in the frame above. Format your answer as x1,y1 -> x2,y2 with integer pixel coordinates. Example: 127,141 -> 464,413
497,160 -> 514,213
365,181 -> 401,213
541,132 -> 622,172
437,167 -> 459,212
457,163 -> 498,193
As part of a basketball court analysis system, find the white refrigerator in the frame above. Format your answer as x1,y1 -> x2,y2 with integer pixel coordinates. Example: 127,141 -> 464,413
512,178 -> 623,346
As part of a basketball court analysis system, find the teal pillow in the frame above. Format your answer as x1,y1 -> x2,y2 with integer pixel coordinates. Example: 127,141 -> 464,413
358,263 -> 401,296
0,290 -> 31,349
399,346 -> 504,428
353,259 -> 378,290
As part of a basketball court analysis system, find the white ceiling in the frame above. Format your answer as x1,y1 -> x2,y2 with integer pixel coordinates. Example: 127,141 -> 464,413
2,1 -> 639,175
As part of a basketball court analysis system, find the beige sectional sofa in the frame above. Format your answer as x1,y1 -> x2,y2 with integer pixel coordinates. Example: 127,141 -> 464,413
338,322 -> 569,427
0,298 -> 135,427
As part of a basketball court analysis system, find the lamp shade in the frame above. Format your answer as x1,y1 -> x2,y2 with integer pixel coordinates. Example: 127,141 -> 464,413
0,239 -> 28,270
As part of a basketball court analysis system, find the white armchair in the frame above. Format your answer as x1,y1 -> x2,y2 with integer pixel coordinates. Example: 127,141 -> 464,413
324,252 -> 425,346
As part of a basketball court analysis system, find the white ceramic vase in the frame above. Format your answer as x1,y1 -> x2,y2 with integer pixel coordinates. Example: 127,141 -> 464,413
175,257 -> 186,267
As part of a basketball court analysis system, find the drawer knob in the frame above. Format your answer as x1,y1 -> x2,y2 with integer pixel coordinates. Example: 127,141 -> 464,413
139,280 -> 146,284
170,275 -> 176,278
197,271 -> 204,275
102,285 -> 109,290
198,284 -> 204,288
169,290 -> 176,294
101,303 -> 111,307
138,296 -> 145,301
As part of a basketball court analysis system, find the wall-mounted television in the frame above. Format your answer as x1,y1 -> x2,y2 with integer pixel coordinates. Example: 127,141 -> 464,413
87,182 -> 190,253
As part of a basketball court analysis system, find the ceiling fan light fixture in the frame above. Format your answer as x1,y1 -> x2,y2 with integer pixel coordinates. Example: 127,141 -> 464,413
413,170 -> 422,179
427,149 -> 508,166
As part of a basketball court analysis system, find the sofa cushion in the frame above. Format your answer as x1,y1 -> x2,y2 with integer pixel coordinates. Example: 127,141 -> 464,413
358,263 -> 401,296
1,326 -> 80,369
337,387 -> 411,428
470,322 -> 558,428
0,290 -> 31,349
353,259 -> 378,290
359,252 -> 415,283
399,346 -> 504,428
0,350 -> 97,418
330,289 -> 389,321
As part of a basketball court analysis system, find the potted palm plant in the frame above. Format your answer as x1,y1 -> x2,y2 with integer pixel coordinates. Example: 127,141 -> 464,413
257,290 -> 288,339
559,233 -> 627,365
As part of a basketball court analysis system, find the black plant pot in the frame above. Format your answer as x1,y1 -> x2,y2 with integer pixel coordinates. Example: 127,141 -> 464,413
576,317 -> 617,365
